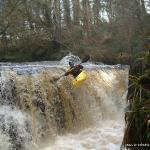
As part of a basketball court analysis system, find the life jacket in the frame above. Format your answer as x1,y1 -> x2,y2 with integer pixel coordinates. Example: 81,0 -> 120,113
65,65 -> 83,78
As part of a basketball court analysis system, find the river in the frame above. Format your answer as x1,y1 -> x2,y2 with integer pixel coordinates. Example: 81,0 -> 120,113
0,55 -> 129,150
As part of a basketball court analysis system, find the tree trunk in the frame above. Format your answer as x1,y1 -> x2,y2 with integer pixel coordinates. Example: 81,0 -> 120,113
140,0 -> 146,16
24,0 -> 33,30
72,0 -> 80,25
93,0 -> 101,25
63,0 -> 71,27
53,0 -> 61,40
82,0 -> 91,39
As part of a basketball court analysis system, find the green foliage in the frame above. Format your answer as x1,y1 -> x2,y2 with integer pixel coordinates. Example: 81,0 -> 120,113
138,70 -> 150,89
144,51 -> 150,68
122,51 -> 150,150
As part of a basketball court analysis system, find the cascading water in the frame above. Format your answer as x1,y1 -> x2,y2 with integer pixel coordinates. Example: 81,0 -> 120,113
0,55 -> 129,150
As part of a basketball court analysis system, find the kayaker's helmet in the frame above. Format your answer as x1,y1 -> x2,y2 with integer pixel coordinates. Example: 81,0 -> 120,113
69,61 -> 74,67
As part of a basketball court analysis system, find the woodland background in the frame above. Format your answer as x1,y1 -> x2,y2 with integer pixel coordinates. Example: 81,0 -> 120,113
0,0 -> 149,67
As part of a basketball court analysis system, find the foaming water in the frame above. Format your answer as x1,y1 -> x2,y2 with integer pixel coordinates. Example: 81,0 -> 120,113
41,120 -> 123,150
0,57 -> 129,150
40,67 -> 128,150
0,106 -> 32,150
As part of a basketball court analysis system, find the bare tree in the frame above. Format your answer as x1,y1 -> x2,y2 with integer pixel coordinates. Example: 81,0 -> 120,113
82,0 -> 92,38
63,0 -> 71,27
72,0 -> 80,25
93,0 -> 101,25
53,0 -> 62,40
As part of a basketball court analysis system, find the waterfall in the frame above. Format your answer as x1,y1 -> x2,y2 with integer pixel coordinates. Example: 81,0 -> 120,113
0,59 -> 129,150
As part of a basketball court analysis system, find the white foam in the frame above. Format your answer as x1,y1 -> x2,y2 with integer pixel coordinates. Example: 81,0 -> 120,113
40,120 -> 123,150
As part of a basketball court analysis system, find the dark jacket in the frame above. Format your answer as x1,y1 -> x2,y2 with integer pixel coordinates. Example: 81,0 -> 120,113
65,65 -> 83,78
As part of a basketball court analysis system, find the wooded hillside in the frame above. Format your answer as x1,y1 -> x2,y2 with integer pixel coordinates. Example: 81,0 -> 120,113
0,0 -> 150,64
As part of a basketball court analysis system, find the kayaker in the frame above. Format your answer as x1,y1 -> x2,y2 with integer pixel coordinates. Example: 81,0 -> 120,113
64,62 -> 84,78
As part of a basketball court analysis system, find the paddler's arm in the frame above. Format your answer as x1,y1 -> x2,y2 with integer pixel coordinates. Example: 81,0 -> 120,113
64,71 -> 70,76
64,67 -> 74,76
77,64 -> 83,69
64,65 -> 83,76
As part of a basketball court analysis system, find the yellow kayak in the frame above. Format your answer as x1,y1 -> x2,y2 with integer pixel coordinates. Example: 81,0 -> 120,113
72,71 -> 88,87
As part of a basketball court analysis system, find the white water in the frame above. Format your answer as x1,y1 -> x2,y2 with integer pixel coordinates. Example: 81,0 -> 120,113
0,55 -> 129,150
41,120 -> 123,150
39,68 -> 128,150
